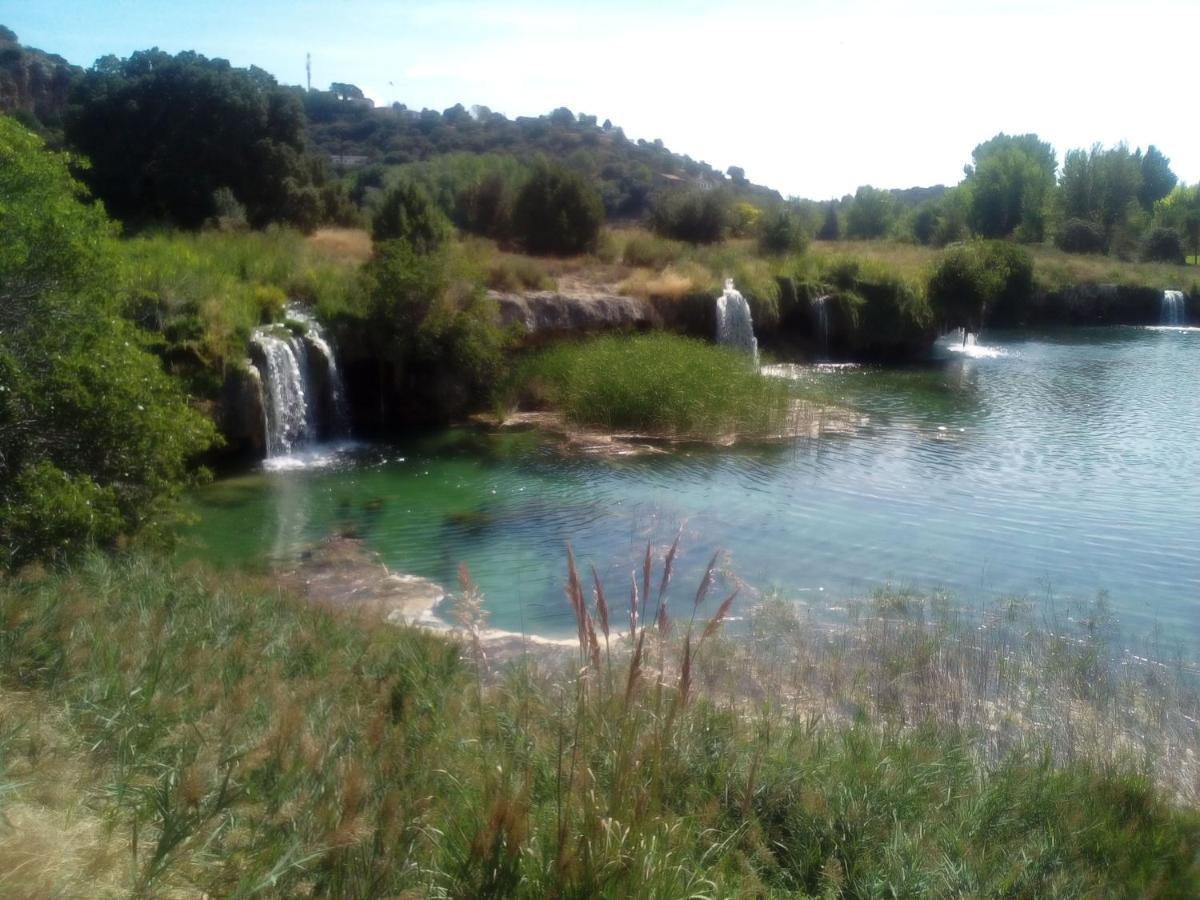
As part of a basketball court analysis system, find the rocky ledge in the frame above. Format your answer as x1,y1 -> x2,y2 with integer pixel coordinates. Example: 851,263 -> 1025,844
490,288 -> 658,340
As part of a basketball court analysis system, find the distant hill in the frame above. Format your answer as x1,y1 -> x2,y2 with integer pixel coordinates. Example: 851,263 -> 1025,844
0,26 -> 81,136
300,91 -> 783,219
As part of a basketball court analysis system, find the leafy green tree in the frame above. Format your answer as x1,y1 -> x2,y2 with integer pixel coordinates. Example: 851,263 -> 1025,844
757,206 -> 808,255
1059,143 -> 1146,250
928,241 -> 1033,332
962,133 -> 1056,240
0,117 -> 215,567
844,186 -> 895,239
1138,145 -> 1177,211
65,49 -> 332,229
649,187 -> 730,244
817,202 -> 840,240
1153,184 -> 1200,261
371,179 -> 452,252
1141,227 -> 1185,264
513,160 -> 604,254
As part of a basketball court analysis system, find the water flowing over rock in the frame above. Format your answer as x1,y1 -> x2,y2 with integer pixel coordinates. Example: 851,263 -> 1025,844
249,305 -> 349,459
812,293 -> 831,356
715,279 -> 758,364
1161,290 -> 1187,326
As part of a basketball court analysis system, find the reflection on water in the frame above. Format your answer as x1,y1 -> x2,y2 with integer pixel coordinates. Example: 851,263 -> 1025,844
185,328 -> 1200,648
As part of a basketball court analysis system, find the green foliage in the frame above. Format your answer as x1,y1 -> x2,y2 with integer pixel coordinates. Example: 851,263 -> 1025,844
817,201 -> 840,240
507,334 -> 792,437
371,179 -> 452,252
512,161 -> 604,255
649,187 -> 731,244
359,240 -> 507,411
963,133 -> 1057,241
1057,217 -> 1107,254
844,185 -> 895,239
0,118 -> 215,567
120,228 -> 360,397
757,205 -> 809,256
1154,184 -> 1200,260
1138,145 -> 1177,210
65,49 -> 335,230
928,240 -> 1034,330
619,230 -> 687,268
1141,227 -> 1185,264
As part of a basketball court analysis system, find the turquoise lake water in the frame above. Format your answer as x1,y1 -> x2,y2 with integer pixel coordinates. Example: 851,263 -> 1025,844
185,327 -> 1200,647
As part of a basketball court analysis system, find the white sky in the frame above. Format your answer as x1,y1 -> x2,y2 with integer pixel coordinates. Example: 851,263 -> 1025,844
8,0 -> 1198,199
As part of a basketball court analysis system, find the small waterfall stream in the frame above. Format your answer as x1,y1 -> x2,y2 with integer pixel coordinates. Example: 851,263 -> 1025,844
250,305 -> 349,459
812,293 -> 831,356
1161,290 -> 1186,326
715,278 -> 758,364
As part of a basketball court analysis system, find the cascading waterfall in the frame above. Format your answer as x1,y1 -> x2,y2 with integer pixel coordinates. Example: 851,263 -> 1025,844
812,293 -> 831,355
1161,290 -> 1186,326
250,305 -> 348,459
715,278 -> 758,365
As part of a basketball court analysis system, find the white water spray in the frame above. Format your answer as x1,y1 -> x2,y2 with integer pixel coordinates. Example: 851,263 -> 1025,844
1161,290 -> 1186,326
250,305 -> 349,459
715,278 -> 758,365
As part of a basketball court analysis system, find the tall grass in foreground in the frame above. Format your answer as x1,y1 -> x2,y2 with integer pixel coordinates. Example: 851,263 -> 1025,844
1,552 -> 1198,897
505,333 -> 795,439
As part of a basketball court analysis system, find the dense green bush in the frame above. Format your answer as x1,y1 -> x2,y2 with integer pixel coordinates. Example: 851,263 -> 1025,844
757,206 -> 809,255
1141,227 -> 1185,264
371,179 -> 453,252
844,185 -> 896,239
928,240 -> 1034,331
512,160 -> 604,255
1057,218 -> 1107,254
649,187 -> 730,244
0,117 -> 216,567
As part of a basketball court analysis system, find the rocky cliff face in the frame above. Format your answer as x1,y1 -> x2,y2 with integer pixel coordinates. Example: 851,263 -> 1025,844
491,289 -> 659,341
217,361 -> 266,460
0,28 -> 81,129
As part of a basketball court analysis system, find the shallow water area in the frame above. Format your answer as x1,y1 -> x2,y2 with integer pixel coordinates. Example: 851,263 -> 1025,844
185,327 -> 1200,653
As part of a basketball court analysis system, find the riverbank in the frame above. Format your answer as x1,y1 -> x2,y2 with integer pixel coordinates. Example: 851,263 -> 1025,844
2,553 -> 1197,896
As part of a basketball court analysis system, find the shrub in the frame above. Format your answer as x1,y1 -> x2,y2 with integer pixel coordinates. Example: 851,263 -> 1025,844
757,206 -> 809,256
928,241 -> 1033,330
371,180 -> 453,252
512,161 -> 604,255
0,118 -> 216,567
1057,218 -> 1106,254
649,187 -> 730,244
1141,227 -> 1186,264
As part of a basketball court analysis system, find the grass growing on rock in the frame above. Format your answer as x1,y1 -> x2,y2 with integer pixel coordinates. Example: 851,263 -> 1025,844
1,552 -> 1198,897
505,333 -> 794,438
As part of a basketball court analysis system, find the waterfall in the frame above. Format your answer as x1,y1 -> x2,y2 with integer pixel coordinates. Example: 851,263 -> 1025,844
715,278 -> 758,364
250,305 -> 348,459
812,293 -> 831,355
1161,290 -> 1186,326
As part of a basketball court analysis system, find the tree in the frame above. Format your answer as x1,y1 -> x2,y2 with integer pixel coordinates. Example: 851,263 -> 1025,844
928,241 -> 1033,332
758,206 -> 808,255
649,187 -> 730,243
0,118 -> 215,567
513,161 -> 604,254
817,202 -> 840,240
845,186 -> 894,239
66,49 -> 332,229
1141,227 -> 1185,264
1153,184 -> 1200,261
1138,145 -> 1177,210
963,133 -> 1056,240
371,179 -> 452,252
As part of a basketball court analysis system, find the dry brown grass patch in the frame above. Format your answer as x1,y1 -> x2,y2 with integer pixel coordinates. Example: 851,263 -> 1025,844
307,227 -> 373,264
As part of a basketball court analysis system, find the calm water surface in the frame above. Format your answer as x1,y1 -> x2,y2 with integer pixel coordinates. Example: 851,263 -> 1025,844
185,327 -> 1200,645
